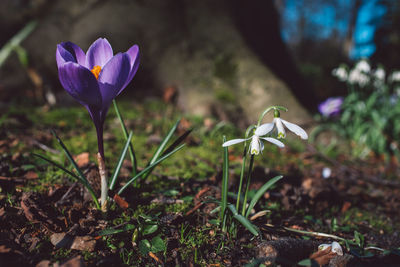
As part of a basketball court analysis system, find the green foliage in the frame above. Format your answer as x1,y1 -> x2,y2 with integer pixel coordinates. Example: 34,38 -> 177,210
0,21 -> 36,68
138,236 -> 166,255
315,61 -> 400,160
33,100 -> 188,209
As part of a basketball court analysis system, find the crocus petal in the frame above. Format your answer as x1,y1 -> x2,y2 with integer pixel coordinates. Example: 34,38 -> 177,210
56,42 -> 86,68
98,53 -> 131,107
222,138 -> 248,147
126,44 -> 140,71
261,137 -> 285,148
281,119 -> 308,140
85,38 -> 113,69
58,62 -> 102,107
255,122 -> 274,136
121,44 -> 140,93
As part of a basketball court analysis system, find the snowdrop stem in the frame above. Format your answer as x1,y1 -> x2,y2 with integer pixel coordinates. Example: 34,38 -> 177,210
241,155 -> 254,216
245,125 -> 256,138
257,105 -> 288,127
235,146 -> 247,211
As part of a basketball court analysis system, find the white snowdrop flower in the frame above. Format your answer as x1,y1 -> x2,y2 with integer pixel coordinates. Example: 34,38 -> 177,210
318,241 -> 343,256
355,60 -> 371,73
348,69 -> 370,87
262,113 -> 308,140
331,242 -> 343,256
318,244 -> 331,251
322,167 -> 331,179
389,71 -> 400,82
374,68 -> 385,81
332,66 -> 348,82
222,123 -> 284,155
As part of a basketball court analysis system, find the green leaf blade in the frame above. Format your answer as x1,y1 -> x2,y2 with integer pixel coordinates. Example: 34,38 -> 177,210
245,175 -> 283,218
109,131 -> 133,190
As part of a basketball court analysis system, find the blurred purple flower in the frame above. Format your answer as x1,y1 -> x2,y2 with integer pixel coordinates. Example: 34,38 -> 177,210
318,97 -> 343,117
56,38 -> 140,158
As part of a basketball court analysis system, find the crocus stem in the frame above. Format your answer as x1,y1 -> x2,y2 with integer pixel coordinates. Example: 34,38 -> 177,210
95,124 -> 105,159
97,153 -> 108,211
241,155 -> 254,216
235,146 -> 247,211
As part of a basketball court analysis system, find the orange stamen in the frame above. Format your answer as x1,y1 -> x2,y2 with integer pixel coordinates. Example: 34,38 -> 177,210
91,65 -> 101,80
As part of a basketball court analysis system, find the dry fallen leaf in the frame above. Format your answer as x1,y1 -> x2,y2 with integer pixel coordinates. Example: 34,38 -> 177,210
309,247 -> 336,266
113,194 -> 129,209
74,152 -> 90,168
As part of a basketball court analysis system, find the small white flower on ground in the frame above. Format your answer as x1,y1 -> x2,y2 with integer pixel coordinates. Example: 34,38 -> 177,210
222,123 -> 284,155
331,242 -> 343,256
322,167 -> 331,179
318,241 -> 343,256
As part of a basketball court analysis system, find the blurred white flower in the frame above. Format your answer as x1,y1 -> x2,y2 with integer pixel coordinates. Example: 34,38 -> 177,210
389,71 -> 400,82
348,69 -> 370,87
355,60 -> 371,73
374,68 -> 385,81
222,123 -> 284,155
332,66 -> 348,82
322,167 -> 331,179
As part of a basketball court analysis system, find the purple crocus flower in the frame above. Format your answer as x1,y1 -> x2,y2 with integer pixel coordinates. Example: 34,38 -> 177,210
318,97 -> 343,117
56,38 -> 140,159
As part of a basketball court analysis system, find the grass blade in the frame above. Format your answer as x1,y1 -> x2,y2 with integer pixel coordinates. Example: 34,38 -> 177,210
33,153 -> 81,181
149,119 -> 180,164
141,127 -> 191,182
96,223 -> 135,236
50,130 -> 100,209
227,204 -> 259,236
142,119 -> 181,179
33,152 -> 100,209
221,136 -> 229,231
109,131 -> 133,191
0,21 -> 37,67
51,130 -> 88,183
118,144 -> 185,195
245,175 -> 283,218
162,128 -> 192,156
113,100 -> 137,176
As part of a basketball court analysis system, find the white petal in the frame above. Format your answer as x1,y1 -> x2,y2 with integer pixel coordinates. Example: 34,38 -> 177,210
260,139 -> 264,153
331,242 -> 343,256
318,244 -> 332,251
255,123 -> 274,136
274,118 -> 286,139
261,137 -> 285,148
222,138 -> 246,147
250,135 -> 260,155
281,119 -> 308,140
